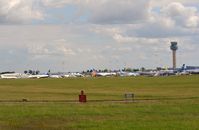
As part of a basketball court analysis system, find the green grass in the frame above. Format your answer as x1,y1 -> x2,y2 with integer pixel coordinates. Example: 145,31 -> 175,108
0,75 -> 198,130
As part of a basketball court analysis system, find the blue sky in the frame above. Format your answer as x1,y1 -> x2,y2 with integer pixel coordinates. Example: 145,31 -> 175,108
0,0 -> 199,72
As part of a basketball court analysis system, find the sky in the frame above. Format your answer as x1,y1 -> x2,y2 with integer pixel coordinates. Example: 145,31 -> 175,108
0,0 -> 199,72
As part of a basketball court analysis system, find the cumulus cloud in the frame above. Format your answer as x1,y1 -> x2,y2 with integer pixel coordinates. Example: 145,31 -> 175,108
150,0 -> 199,7
0,0 -> 80,24
91,26 -> 121,37
161,2 -> 199,28
88,1 -> 199,39
92,25 -> 164,44
0,0 -> 199,27
123,2 -> 199,38
0,0 -> 44,24
42,0 -> 75,8
113,34 -> 161,44
77,0 -> 150,24
27,42 -> 76,57
42,0 -> 151,24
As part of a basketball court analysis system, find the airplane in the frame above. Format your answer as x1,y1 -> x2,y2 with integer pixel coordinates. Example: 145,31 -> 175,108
154,70 -> 176,76
0,73 -> 29,79
94,72 -> 117,77
139,71 -> 157,76
63,72 -> 84,78
186,69 -> 199,74
70,72 -> 84,77
47,72 -> 62,78
179,64 -> 199,74
49,75 -> 62,78
90,69 -> 117,77
28,74 -> 49,79
117,71 -> 139,77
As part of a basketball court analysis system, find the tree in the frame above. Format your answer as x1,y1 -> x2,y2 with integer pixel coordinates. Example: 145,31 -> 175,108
133,69 -> 139,72
47,69 -> 51,75
125,68 -> 132,72
36,70 -> 40,75
140,67 -> 145,72
32,71 -> 36,75
122,68 -> 126,72
28,70 -> 33,74
103,69 -> 108,72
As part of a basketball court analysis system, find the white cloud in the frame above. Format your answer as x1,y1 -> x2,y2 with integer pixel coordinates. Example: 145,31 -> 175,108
26,40 -> 76,57
42,0 -> 75,8
80,0 -> 150,24
161,2 -> 199,28
122,2 -> 199,38
150,0 -> 199,7
91,25 -> 168,44
0,0 -> 199,27
91,26 -> 121,37
0,0 -> 44,24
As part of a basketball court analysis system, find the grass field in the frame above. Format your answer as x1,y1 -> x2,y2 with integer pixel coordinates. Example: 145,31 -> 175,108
0,75 -> 198,130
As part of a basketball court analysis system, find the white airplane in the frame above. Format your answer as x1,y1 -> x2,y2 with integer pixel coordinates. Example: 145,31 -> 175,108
49,75 -> 62,78
186,69 -> 199,74
63,72 -> 84,78
118,71 -> 139,76
28,74 -> 49,79
0,73 -> 29,79
154,70 -> 176,76
95,72 -> 117,77
139,71 -> 157,76
178,64 -> 199,74
71,72 -> 84,77
63,74 -> 70,78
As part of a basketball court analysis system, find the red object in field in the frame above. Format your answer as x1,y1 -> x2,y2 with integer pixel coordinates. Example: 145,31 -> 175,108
79,90 -> 87,103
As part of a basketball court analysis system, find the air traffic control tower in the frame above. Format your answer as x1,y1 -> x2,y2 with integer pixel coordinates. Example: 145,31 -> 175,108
170,42 -> 178,69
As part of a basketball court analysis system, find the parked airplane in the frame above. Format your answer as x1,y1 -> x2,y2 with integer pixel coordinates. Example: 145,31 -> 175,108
49,75 -> 62,78
63,72 -> 84,78
186,69 -> 199,74
71,72 -> 84,77
139,71 -> 157,76
28,74 -> 49,78
154,70 -> 176,76
0,73 -> 29,79
180,64 -> 199,74
118,71 -> 139,76
95,72 -> 116,77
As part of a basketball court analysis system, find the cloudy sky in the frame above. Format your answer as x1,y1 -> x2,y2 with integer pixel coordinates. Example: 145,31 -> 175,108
0,0 -> 199,72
